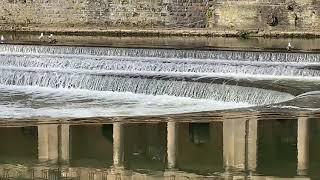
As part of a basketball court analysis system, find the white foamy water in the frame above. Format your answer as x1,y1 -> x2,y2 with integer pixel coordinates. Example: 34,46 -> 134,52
0,45 -> 300,118
0,52 -> 319,77
0,85 -> 253,118
1,44 -> 319,63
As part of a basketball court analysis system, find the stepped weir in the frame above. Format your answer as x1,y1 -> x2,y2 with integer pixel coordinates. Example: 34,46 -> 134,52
1,44 -> 319,118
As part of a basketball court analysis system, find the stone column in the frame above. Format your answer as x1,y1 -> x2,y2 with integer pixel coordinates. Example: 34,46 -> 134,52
38,125 -> 49,161
167,121 -> 177,169
113,122 -> 124,168
60,124 -> 70,162
297,117 -> 309,176
38,124 -> 59,163
247,119 -> 257,172
223,119 -> 246,170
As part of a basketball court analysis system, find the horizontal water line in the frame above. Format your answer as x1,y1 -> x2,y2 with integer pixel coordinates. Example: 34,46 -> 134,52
1,52 -> 320,68
0,53 -> 319,76
0,66 -> 320,83
1,44 -> 320,63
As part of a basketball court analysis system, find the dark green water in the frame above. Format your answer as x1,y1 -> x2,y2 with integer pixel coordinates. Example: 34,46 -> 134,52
0,110 -> 319,179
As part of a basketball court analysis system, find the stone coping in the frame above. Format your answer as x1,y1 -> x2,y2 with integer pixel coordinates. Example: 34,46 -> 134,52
1,26 -> 320,38
1,33 -> 320,53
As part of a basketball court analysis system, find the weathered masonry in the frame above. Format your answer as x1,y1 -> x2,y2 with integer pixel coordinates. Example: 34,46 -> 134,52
0,0 -> 319,34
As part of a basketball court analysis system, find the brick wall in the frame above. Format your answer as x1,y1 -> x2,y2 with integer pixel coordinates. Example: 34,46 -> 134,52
0,0 -> 320,32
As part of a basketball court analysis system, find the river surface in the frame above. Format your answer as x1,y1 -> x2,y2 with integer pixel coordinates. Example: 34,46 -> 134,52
0,112 -> 319,179
0,40 -> 319,179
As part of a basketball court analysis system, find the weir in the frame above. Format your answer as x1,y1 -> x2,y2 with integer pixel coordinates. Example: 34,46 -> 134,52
1,44 -> 315,118
0,53 -> 319,77
0,66 -> 293,105
1,44 -> 320,63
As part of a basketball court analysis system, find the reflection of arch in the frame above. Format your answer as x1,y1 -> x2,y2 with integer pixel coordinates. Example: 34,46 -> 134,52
258,119 -> 298,176
0,164 -> 313,179
21,126 -> 37,137
101,124 -> 113,143
123,123 -> 166,171
6,119 -> 314,178
189,123 -> 210,145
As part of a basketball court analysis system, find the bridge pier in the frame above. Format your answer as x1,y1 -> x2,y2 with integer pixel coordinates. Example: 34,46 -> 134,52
247,119 -> 257,172
38,124 -> 59,163
223,118 -> 257,172
297,117 -> 309,176
60,124 -> 70,162
167,121 -> 178,170
38,124 -> 70,163
223,119 -> 246,170
113,122 -> 124,169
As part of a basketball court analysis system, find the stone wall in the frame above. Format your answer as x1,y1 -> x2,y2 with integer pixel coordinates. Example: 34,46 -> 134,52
0,0 -> 320,34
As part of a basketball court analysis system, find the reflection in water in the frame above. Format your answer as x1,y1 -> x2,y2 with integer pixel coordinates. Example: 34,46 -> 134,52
113,123 -> 124,168
0,116 -> 319,179
258,119 -> 298,177
38,125 -> 59,163
189,123 -> 210,145
167,121 -> 177,170
297,117 -> 309,176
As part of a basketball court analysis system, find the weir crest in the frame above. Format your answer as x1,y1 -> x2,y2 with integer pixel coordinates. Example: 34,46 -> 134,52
0,44 -> 313,117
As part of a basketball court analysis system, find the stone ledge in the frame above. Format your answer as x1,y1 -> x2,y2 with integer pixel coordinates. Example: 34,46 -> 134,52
1,26 -> 320,38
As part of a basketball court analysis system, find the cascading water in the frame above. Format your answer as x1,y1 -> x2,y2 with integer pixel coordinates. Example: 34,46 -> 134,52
0,67 -> 290,104
0,44 -> 300,118
0,44 -> 319,62
0,46 -> 319,78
